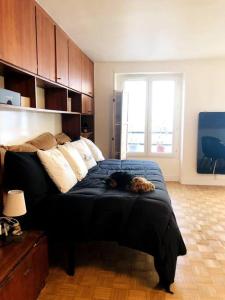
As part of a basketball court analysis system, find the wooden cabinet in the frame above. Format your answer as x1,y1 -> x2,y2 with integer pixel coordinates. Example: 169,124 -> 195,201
0,231 -> 48,300
82,94 -> 94,114
82,53 -> 94,97
0,0 -> 37,73
36,5 -> 55,81
88,59 -> 94,97
68,40 -> 82,92
55,26 -> 69,86
0,0 -> 95,141
62,114 -> 81,140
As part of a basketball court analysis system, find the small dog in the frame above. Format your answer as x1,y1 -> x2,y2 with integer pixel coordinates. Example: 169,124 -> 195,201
106,171 -> 155,193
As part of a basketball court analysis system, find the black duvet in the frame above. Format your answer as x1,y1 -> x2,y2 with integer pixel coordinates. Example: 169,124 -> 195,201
46,159 -> 186,289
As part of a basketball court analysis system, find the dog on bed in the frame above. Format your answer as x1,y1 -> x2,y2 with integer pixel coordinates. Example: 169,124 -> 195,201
106,171 -> 155,193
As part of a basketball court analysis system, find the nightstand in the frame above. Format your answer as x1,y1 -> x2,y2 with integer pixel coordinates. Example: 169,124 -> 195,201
0,231 -> 48,300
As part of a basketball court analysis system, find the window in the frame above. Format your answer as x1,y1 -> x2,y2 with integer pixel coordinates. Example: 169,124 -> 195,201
124,80 -> 146,153
122,74 -> 182,157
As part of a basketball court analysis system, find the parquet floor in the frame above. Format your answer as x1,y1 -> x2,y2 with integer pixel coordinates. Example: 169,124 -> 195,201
38,182 -> 225,300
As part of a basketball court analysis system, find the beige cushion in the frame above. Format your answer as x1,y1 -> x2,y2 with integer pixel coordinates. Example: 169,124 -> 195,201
81,137 -> 104,161
0,143 -> 37,152
37,149 -> 77,193
28,132 -> 57,150
58,143 -> 88,181
55,132 -> 72,145
71,140 -> 97,170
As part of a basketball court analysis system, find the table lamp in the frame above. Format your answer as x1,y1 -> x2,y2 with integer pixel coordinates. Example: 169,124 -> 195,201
2,190 -> 27,236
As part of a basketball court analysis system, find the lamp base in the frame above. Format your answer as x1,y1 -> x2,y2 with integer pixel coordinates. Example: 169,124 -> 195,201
0,231 -> 25,247
0,235 -> 14,247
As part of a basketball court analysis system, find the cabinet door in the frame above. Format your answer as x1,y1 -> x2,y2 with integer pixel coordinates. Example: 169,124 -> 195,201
69,40 -> 82,92
55,26 -> 69,86
0,0 -> 37,73
32,236 -> 48,298
81,52 -> 89,95
88,59 -> 94,97
82,95 -> 94,114
82,53 -> 94,97
0,251 -> 34,300
36,5 -> 55,81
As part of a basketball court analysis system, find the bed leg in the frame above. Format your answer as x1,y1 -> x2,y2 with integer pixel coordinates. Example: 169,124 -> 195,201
66,241 -> 76,276
155,281 -> 173,294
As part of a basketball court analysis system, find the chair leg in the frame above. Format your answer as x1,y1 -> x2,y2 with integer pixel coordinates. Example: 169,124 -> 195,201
213,160 -> 218,174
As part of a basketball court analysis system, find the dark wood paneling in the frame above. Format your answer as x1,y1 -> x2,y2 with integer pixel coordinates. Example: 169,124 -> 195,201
82,94 -> 94,114
45,88 -> 67,111
62,114 -> 81,140
81,114 -> 94,141
81,53 -> 94,97
88,59 -> 94,97
0,0 -> 37,73
81,53 -> 89,95
55,26 -> 69,86
36,4 -> 55,81
68,91 -> 82,113
0,233 -> 48,300
68,40 -> 82,92
4,73 -> 36,108
32,236 -> 49,298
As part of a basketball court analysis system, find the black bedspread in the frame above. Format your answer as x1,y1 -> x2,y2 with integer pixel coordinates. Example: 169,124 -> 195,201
46,159 -> 186,288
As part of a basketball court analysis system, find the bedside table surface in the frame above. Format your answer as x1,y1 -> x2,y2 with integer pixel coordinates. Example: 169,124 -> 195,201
0,230 -> 45,283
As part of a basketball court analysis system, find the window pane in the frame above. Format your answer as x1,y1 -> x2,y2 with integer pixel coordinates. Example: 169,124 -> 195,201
151,80 -> 175,153
124,80 -> 146,153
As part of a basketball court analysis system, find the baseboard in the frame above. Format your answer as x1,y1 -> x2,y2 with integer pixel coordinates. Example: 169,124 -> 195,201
180,175 -> 225,186
164,175 -> 180,182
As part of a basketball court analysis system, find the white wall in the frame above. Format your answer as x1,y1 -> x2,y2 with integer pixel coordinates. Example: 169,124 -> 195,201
94,58 -> 225,186
0,110 -> 61,145
0,76 -> 62,145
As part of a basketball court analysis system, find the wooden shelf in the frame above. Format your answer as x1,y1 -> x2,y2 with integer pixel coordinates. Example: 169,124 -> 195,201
0,59 -> 93,141
0,104 -> 80,115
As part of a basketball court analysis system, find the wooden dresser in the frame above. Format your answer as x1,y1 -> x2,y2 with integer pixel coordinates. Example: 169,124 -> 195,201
0,231 -> 48,300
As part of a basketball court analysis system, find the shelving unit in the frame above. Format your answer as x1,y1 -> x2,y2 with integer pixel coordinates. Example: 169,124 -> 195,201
0,60 -> 92,140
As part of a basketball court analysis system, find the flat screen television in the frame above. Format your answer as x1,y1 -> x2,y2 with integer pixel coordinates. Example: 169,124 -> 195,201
197,112 -> 225,174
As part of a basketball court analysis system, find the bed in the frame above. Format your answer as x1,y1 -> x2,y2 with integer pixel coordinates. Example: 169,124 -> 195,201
3,151 -> 186,292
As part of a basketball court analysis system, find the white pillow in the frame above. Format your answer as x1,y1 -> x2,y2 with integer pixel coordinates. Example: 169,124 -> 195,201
81,137 -> 104,161
71,140 -> 97,170
58,143 -> 88,181
37,149 -> 77,193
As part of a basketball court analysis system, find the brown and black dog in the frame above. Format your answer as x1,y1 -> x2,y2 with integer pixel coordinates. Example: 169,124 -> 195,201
106,171 -> 155,193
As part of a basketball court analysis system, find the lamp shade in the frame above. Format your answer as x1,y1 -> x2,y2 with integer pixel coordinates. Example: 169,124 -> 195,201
3,190 -> 27,217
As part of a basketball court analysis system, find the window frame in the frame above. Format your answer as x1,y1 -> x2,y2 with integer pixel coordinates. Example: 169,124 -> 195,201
121,73 -> 182,158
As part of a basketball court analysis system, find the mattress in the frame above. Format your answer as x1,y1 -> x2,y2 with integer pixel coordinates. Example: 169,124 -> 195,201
46,159 -> 186,289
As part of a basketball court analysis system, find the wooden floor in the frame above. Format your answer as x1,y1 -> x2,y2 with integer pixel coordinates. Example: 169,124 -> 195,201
38,182 -> 225,300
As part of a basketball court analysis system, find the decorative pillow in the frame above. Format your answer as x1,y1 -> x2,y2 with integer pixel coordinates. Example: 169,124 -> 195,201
55,132 -> 72,145
1,143 -> 38,152
37,149 -> 77,193
58,143 -> 88,181
71,140 -> 97,170
81,137 -> 104,161
28,132 -> 57,150
3,151 -> 57,210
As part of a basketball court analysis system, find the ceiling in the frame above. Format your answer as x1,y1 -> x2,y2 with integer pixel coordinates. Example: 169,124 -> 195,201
37,0 -> 225,62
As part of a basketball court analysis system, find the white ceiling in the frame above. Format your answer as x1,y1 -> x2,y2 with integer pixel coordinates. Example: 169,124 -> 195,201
37,0 -> 225,62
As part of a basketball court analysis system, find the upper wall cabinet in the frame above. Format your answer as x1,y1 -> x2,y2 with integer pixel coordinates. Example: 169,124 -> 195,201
82,53 -> 94,97
0,0 -> 37,73
55,26 -> 69,86
36,5 -> 55,82
68,40 -> 82,92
